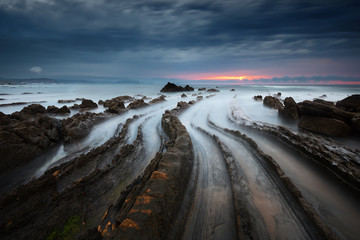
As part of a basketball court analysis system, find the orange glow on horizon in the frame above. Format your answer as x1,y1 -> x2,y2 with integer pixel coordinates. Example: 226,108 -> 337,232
198,75 -> 265,81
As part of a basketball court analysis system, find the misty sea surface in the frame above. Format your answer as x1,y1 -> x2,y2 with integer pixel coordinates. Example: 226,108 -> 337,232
1,82 -> 360,240
1,83 -> 359,116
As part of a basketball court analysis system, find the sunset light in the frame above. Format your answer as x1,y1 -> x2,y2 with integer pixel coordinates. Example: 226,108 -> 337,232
198,75 -> 265,81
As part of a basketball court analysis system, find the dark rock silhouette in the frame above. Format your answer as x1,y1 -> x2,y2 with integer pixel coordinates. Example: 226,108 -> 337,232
0,106 -> 61,173
336,94 -> 360,112
253,95 -> 263,101
263,96 -> 283,109
127,99 -> 148,109
279,97 -> 299,120
47,105 -> 70,115
62,112 -> 106,143
160,82 -> 194,92
149,95 -> 166,104
299,116 -> 351,137
79,99 -> 98,109
207,88 -> 219,92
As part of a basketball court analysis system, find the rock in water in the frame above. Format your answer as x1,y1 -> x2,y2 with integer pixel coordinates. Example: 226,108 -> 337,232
0,107 -> 61,173
299,116 -> 351,137
127,99 -> 148,109
79,99 -> 98,109
253,95 -> 263,101
300,100 -> 355,123
149,95 -> 166,104
20,104 -> 46,115
160,82 -> 194,92
107,102 -> 125,114
47,105 -> 70,115
279,97 -> 299,120
336,94 -> 360,112
263,96 -> 283,109
207,88 -> 220,92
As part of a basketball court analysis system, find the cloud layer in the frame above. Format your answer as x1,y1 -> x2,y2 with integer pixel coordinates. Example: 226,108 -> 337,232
0,0 -> 359,81
29,66 -> 42,73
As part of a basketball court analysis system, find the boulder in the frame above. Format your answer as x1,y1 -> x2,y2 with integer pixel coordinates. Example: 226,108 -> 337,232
47,105 -> 70,115
207,88 -> 219,92
279,97 -> 299,120
57,106 -> 70,114
127,99 -> 148,109
181,93 -> 187,98
107,102 -> 125,114
336,94 -> 360,112
351,115 -> 360,132
20,104 -> 46,115
103,96 -> 134,108
263,96 -> 283,109
0,111 -> 61,173
149,95 -> 166,104
160,82 -> 194,92
299,116 -> 351,137
62,112 -> 106,143
70,104 -> 80,109
313,99 -> 334,106
198,88 -> 206,91
230,89 -> 235,91
80,99 -> 98,109
58,99 -> 75,103
300,100 -> 355,123
253,95 -> 263,101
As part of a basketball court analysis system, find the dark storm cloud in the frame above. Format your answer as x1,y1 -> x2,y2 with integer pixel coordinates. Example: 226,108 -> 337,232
0,0 -> 359,78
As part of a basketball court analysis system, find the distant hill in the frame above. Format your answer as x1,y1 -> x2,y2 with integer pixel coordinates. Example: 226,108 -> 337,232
0,78 -> 58,85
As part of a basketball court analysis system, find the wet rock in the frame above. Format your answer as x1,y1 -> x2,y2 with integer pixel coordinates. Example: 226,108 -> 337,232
263,96 -> 283,109
69,104 -> 80,109
20,104 -> 46,115
300,100 -> 355,123
207,88 -> 219,92
149,95 -> 166,104
160,82 -> 194,92
197,96 -> 203,100
279,97 -> 299,120
47,105 -> 70,115
231,89 -> 235,91
198,88 -> 206,91
181,93 -> 187,98
107,102 -> 125,114
253,95 -> 263,101
79,99 -> 98,109
313,99 -> 334,106
336,94 -> 360,113
98,100 -> 104,105
127,99 -> 148,109
58,99 -> 75,103
351,115 -> 360,132
62,112 -> 106,143
276,92 -> 281,97
0,110 -> 61,173
112,113 -> 193,240
103,96 -> 134,108
299,116 -> 351,137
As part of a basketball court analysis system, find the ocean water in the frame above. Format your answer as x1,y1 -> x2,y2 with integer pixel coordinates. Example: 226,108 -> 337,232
1,83 -> 358,124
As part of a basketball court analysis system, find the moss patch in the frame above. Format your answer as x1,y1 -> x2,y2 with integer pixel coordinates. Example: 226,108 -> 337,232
46,215 -> 81,240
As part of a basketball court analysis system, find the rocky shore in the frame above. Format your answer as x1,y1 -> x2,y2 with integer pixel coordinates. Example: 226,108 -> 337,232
259,94 -> 360,137
0,85 -> 359,240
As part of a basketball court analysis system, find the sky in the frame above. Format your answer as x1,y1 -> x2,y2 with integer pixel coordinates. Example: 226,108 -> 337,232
0,0 -> 360,84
